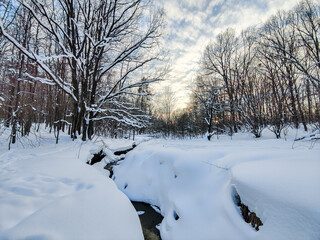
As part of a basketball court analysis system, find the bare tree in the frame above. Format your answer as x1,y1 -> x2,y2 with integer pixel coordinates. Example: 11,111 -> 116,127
0,0 -> 166,141
202,29 -> 239,134
233,28 -> 268,138
293,0 -> 320,93
152,86 -> 176,136
193,75 -> 227,140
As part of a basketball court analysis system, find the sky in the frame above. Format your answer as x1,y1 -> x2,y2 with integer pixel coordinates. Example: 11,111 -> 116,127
156,0 -> 300,110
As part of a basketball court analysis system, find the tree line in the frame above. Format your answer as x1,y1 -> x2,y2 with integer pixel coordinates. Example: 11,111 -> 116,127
153,0 -> 320,140
0,0 -> 165,144
1,0 -> 319,143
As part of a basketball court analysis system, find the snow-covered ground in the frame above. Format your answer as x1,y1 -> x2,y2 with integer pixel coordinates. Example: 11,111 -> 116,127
1,127 -> 319,240
113,129 -> 320,240
0,130 -> 143,240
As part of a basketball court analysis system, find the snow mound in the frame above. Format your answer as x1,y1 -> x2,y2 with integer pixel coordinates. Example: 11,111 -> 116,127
113,138 -> 320,240
231,158 -> 320,240
0,140 -> 143,240
113,141 -> 254,240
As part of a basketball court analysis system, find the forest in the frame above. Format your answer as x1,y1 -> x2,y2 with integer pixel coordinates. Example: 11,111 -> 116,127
0,1 -> 319,240
154,0 -> 320,140
0,0 -> 319,144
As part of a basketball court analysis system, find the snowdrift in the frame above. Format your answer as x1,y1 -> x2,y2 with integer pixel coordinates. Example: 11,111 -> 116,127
231,158 -> 320,240
0,138 -> 143,240
113,137 -> 320,240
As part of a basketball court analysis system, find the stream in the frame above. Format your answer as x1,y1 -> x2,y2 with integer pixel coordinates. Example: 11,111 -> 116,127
132,201 -> 163,240
89,144 -> 264,239
101,145 -> 164,240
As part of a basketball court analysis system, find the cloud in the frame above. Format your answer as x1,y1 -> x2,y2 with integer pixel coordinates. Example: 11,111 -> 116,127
155,0 -> 299,109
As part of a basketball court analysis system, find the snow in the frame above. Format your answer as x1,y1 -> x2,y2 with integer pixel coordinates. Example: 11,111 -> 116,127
0,131 -> 143,240
231,158 -> 320,240
112,129 -> 320,240
1,127 -> 319,240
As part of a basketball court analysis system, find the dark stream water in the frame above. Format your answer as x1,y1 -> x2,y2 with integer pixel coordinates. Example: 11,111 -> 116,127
100,145 -> 163,240
132,201 -> 163,240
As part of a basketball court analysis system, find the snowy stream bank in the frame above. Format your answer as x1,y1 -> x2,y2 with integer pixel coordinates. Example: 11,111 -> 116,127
0,138 -> 144,240
96,143 -> 164,240
1,130 -> 319,240
110,135 -> 320,240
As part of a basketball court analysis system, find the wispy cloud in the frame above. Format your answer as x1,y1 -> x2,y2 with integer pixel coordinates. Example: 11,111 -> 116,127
156,0 -> 299,109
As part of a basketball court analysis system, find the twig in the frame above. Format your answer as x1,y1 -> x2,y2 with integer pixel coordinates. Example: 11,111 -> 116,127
202,160 -> 229,170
